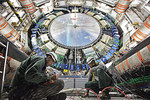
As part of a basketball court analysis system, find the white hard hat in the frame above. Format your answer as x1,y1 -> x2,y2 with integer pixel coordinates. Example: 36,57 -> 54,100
46,52 -> 57,63
86,57 -> 95,64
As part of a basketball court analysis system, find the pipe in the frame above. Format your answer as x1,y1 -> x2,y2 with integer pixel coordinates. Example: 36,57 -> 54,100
0,13 -> 29,53
74,78 -> 75,88
119,16 -> 150,55
115,0 -> 132,13
0,13 -> 20,42
75,48 -> 76,65
115,43 -> 150,74
18,0 -> 37,15
131,16 -> 150,42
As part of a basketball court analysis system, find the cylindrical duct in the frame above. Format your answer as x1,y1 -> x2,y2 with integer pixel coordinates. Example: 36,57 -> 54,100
19,0 -> 37,14
0,14 -> 30,53
132,16 -> 150,42
115,0 -> 132,13
0,13 -> 20,42
115,44 -> 150,74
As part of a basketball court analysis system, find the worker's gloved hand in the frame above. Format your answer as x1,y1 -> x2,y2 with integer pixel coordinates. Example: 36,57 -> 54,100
84,69 -> 89,76
84,71 -> 88,76
50,74 -> 58,80
42,80 -> 54,85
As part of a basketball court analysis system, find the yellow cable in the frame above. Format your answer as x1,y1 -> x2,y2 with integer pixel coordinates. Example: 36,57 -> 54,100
92,72 -> 95,81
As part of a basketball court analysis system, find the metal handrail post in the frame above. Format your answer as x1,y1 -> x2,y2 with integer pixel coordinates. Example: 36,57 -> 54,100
1,42 -> 9,94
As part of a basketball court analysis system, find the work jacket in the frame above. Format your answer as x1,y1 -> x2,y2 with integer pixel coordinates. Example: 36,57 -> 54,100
88,61 -> 112,89
10,55 -> 49,88
88,61 -> 107,82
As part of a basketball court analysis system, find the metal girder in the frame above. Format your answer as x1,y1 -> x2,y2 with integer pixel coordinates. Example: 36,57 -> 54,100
0,35 -> 28,62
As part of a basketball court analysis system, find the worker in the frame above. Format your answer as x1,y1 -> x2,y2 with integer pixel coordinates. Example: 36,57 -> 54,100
83,57 -> 113,99
8,52 -> 66,100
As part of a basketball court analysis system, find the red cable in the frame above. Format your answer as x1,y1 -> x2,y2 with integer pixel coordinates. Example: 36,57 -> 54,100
67,87 -> 130,100
64,78 -> 130,100
68,88 -> 99,100
98,87 -> 130,100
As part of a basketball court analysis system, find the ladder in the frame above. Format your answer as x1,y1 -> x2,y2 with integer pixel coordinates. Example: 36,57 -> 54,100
0,41 -> 9,98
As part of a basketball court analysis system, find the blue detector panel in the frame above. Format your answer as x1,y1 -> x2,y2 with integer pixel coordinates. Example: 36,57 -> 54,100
33,46 -> 39,50
101,57 -> 107,62
76,64 -> 80,71
38,52 -> 43,56
35,48 -> 41,53
70,64 -> 75,71
58,63 -> 63,69
110,49 -> 115,53
104,55 -> 110,60
82,64 -> 86,70
107,52 -> 113,57
112,46 -> 117,50
64,64 -> 69,69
